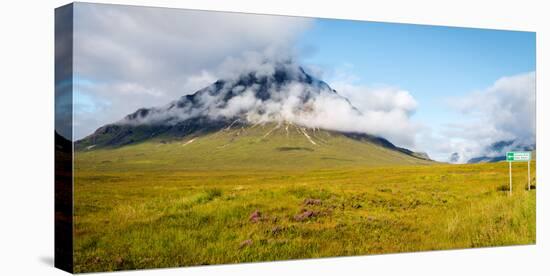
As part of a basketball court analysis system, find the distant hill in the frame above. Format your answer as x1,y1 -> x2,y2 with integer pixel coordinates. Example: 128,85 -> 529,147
463,140 -> 535,164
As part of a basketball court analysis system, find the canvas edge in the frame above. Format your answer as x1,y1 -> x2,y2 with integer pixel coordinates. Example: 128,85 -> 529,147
55,2 -> 75,274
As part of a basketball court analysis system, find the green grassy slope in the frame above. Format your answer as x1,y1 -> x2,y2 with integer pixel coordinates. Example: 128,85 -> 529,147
76,122 -> 432,172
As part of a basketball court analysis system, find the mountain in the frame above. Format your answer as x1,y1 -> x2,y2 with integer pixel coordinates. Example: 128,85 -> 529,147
76,62 -> 432,166
465,140 -> 535,164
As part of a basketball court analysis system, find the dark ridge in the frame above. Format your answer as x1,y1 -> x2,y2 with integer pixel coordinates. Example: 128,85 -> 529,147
75,116 -> 242,150
468,156 -> 506,163
124,108 -> 151,121
490,140 -> 515,151
342,132 -> 396,149
342,132 -> 432,161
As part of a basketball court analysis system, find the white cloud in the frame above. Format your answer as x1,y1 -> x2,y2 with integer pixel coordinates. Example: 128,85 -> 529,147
328,73 -> 420,147
453,71 -> 536,141
71,3 -> 312,139
438,72 -> 536,163
216,89 -> 261,118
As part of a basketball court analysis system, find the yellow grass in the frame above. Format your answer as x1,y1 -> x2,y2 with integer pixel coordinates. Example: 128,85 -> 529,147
73,157 -> 536,272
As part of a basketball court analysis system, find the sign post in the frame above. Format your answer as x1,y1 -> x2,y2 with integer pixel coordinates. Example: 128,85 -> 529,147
506,151 -> 532,195
528,159 -> 531,191
508,162 -> 512,195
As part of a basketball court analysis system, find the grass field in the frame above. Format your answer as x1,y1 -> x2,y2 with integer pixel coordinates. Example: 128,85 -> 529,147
73,137 -> 536,272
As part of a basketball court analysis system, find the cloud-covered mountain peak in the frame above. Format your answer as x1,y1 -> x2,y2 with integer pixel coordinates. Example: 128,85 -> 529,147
77,60 -> 429,161
120,61 -> 357,127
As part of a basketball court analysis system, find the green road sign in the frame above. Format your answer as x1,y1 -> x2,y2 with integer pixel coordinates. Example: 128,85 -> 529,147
506,151 -> 533,194
506,151 -> 531,162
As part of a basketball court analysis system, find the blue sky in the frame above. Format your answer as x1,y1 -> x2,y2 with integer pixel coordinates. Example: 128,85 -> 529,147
296,19 -> 535,134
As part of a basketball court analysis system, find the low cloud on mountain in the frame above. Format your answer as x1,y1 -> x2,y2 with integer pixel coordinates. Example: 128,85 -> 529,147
329,79 -> 419,147
441,72 -> 536,163
116,59 -> 421,148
